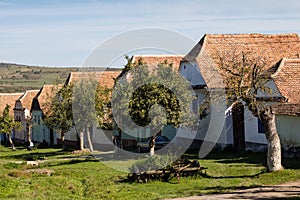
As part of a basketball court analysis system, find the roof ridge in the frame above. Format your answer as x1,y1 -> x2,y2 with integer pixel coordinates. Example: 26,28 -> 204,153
205,33 -> 299,38
133,54 -> 184,57
0,92 -> 24,95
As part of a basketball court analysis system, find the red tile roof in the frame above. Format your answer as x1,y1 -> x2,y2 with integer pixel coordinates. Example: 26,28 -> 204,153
273,103 -> 300,116
17,90 -> 39,111
32,85 -> 63,113
66,71 -> 121,89
0,93 -> 23,116
185,33 -> 300,89
271,58 -> 300,104
132,55 -> 183,71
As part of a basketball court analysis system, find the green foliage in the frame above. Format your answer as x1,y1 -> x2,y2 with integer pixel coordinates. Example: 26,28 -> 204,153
112,57 -> 196,132
129,154 -> 177,173
72,80 -> 98,131
95,84 -> 113,130
44,84 -> 73,136
0,105 -> 22,135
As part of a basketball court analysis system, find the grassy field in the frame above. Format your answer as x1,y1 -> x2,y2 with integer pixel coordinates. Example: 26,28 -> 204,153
0,63 -> 79,92
0,63 -> 121,93
0,145 -> 299,200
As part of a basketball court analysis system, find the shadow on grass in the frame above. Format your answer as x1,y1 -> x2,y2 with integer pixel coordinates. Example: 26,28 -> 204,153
0,148 -> 72,161
183,151 -> 300,170
201,170 -> 265,179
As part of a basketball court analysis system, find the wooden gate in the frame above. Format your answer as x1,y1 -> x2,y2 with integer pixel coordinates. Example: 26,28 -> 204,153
232,103 -> 245,151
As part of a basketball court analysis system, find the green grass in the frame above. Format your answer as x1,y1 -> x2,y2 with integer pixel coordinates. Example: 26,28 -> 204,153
0,145 -> 299,200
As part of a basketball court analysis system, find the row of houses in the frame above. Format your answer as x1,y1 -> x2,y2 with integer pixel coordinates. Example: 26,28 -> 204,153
0,33 -> 300,152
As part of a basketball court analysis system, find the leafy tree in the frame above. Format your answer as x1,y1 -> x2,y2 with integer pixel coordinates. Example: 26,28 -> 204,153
112,57 -> 196,156
72,79 -> 98,151
215,50 -> 283,171
44,84 -> 73,150
95,84 -> 113,130
0,105 -> 22,150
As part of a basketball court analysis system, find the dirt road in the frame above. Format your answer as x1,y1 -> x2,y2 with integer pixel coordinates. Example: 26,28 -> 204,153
168,181 -> 300,200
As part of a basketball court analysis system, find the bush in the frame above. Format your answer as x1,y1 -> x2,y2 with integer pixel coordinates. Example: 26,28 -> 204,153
129,153 -> 177,173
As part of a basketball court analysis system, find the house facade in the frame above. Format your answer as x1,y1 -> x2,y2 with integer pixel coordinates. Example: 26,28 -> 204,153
181,33 -> 300,151
59,70 -> 122,150
113,55 -> 184,148
31,85 -> 63,146
13,90 -> 39,144
0,92 -> 23,143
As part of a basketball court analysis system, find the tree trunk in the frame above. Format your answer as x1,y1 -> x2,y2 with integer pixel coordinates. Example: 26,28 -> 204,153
27,124 -> 32,144
61,132 -> 66,150
259,107 -> 283,172
86,127 -> 94,152
8,134 -> 16,151
149,136 -> 155,156
79,131 -> 84,150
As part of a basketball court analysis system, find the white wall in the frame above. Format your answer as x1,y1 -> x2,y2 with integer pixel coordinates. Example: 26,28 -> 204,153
179,61 -> 206,86
244,107 -> 267,145
57,127 -> 78,141
276,115 -> 300,145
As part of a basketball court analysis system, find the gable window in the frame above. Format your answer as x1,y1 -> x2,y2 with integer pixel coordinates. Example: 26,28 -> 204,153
258,118 -> 265,133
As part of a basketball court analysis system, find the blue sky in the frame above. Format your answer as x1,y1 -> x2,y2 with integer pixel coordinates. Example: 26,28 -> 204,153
1,0 -> 300,67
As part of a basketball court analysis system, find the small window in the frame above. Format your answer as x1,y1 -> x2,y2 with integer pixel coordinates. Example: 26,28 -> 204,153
258,119 -> 265,133
38,116 -> 41,125
183,65 -> 186,69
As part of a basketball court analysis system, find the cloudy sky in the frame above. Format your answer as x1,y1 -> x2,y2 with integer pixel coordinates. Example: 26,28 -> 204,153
1,0 -> 300,67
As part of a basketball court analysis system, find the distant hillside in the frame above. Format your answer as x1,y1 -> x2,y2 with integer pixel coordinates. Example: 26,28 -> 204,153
0,62 -> 122,93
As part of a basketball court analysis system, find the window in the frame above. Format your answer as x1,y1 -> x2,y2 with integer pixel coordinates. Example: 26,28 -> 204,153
258,119 -> 265,133
38,116 -> 41,125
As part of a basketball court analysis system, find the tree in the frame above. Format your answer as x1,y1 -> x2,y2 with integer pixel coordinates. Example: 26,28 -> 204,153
112,57 -> 196,156
44,84 -> 73,150
215,50 -> 283,171
0,105 -> 22,150
95,84 -> 113,130
72,79 -> 98,151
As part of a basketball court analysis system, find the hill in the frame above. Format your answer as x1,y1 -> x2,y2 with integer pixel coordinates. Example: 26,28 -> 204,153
0,63 -> 121,93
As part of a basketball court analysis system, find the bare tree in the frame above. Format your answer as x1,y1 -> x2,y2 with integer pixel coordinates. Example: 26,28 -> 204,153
216,49 -> 283,171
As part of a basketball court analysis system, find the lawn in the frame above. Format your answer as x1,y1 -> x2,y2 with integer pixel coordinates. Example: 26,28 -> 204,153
0,145 -> 299,200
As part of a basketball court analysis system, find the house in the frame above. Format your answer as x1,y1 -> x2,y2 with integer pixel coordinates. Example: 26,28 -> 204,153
181,33 -> 300,151
0,92 -> 23,142
271,58 -> 300,146
31,85 -> 62,146
60,70 -> 122,150
113,55 -> 184,148
13,90 -> 39,144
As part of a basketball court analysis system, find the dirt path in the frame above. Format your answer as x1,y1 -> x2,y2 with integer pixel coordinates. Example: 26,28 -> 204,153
168,181 -> 300,200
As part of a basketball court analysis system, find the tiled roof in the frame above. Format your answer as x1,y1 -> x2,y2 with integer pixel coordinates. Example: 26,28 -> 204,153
117,55 -> 184,80
66,71 -> 121,89
269,58 -> 300,116
17,90 -> 39,110
271,58 -> 300,104
185,33 -> 300,89
274,103 -> 300,116
0,93 -> 23,116
32,85 -> 63,113
132,55 -> 183,71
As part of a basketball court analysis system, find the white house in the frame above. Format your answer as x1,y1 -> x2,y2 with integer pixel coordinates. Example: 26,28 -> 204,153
181,33 -> 300,151
0,92 -> 23,143
31,85 -> 62,146
13,90 -> 39,144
